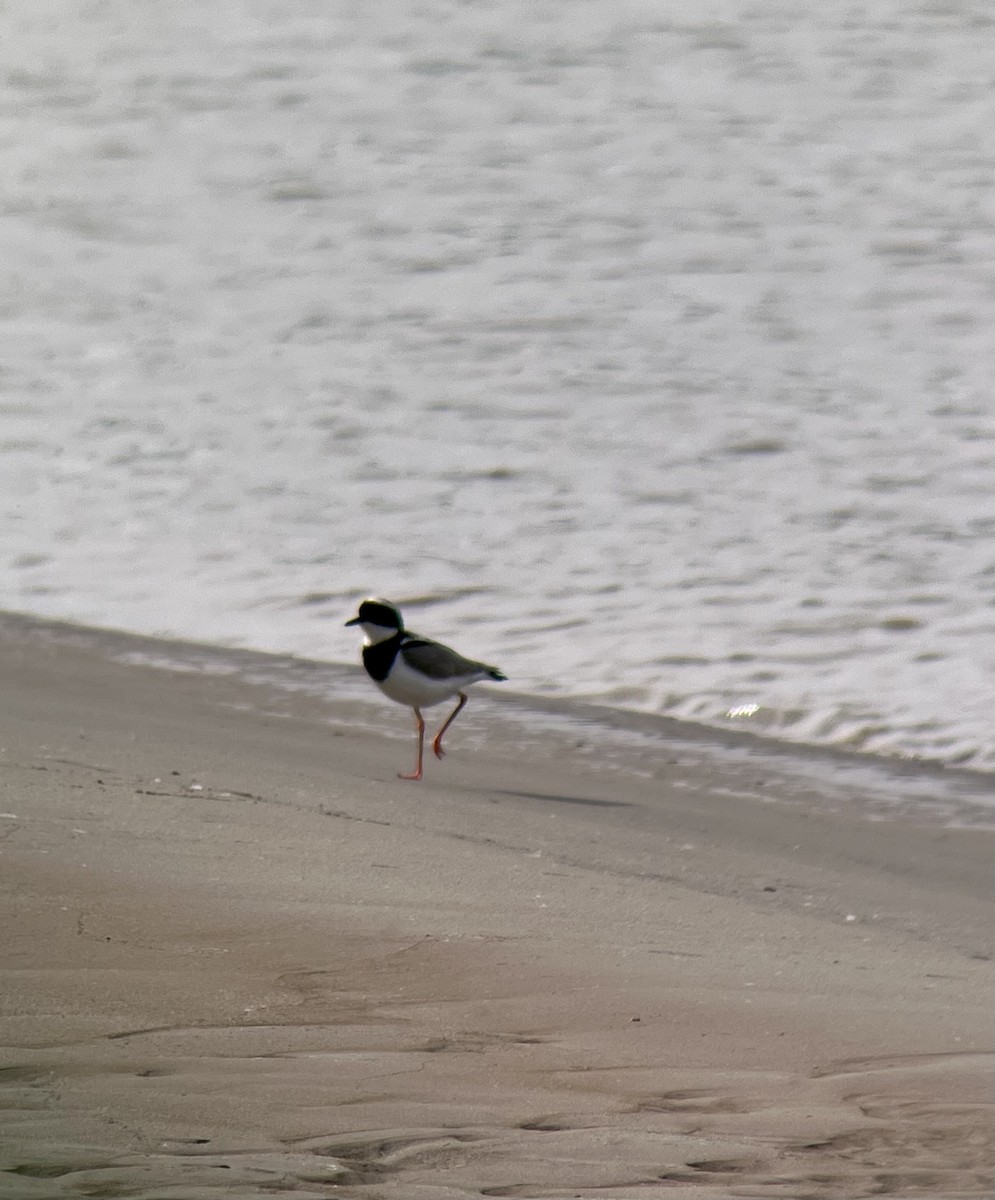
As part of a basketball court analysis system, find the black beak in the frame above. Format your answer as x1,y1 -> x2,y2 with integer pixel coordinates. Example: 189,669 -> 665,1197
344,615 -> 361,627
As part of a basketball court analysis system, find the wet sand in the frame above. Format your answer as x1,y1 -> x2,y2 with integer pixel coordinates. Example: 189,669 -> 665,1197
1,614 -> 992,1199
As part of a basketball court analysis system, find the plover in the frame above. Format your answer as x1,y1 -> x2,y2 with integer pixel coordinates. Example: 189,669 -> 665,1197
345,598 -> 507,781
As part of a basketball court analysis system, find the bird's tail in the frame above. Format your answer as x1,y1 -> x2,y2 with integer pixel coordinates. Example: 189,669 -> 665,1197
487,667 -> 508,682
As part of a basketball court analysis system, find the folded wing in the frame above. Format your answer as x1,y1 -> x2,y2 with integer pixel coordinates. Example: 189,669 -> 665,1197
401,636 -> 505,682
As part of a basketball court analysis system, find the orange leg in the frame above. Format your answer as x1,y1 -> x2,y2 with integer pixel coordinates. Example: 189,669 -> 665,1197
398,708 -> 425,781
432,692 -> 468,760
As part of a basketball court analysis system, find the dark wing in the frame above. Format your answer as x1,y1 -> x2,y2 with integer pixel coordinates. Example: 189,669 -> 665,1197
401,636 -> 504,681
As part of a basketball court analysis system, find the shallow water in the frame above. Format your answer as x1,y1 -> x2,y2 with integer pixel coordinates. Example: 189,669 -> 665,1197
1,1 -> 993,769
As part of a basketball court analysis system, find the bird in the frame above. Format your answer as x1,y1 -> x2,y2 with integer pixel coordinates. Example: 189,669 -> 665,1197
345,597 -> 507,781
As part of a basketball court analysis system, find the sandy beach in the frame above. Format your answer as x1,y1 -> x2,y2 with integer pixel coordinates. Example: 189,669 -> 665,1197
0,612 -> 991,1199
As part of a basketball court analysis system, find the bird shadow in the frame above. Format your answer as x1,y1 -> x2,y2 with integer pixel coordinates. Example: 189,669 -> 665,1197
488,789 -> 631,809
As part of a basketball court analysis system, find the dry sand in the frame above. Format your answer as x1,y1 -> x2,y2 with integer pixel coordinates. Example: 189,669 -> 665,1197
0,613 -> 991,1199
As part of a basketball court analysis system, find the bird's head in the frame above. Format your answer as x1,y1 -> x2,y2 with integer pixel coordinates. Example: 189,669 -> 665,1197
345,597 -> 404,643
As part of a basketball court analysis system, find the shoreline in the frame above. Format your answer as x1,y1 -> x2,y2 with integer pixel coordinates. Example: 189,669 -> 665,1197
3,609 -> 992,827
1,611 -> 992,1198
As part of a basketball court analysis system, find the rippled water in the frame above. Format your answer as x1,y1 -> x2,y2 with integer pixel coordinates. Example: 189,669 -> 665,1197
1,1 -> 993,769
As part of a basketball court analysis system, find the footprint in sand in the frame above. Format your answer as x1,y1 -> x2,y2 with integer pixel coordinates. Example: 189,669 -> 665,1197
632,1087 -> 757,1114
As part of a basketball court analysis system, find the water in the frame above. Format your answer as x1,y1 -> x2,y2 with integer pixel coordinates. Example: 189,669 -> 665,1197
1,1 -> 993,771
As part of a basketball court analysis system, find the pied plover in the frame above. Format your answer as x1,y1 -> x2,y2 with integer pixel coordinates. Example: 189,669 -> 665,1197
345,598 -> 507,780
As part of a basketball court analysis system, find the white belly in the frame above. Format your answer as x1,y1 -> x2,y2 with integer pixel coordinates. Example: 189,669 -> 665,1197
376,655 -> 486,709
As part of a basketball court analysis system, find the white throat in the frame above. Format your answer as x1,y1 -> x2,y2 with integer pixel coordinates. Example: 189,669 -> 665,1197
360,621 -> 401,645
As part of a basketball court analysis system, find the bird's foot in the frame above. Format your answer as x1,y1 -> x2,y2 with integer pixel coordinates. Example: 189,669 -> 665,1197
431,739 -> 446,761
397,769 -> 423,781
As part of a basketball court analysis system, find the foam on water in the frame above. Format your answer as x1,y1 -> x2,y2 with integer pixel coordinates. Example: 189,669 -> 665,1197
1,1 -> 993,772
